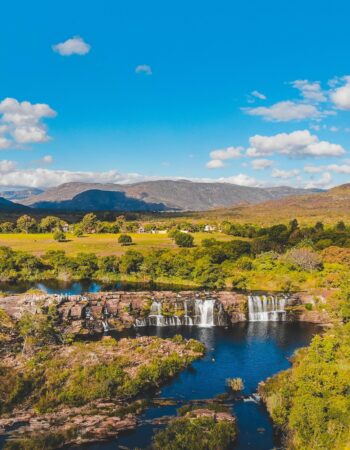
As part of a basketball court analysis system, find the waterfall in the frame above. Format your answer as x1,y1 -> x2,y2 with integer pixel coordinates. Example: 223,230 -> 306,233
183,299 -> 194,326
135,298 -> 219,327
101,320 -> 110,332
194,299 -> 215,327
248,295 -> 287,322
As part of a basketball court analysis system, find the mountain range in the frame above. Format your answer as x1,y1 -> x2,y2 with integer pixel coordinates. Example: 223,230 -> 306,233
16,180 -> 321,212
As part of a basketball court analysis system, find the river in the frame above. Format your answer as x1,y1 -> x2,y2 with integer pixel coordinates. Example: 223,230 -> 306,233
79,322 -> 321,450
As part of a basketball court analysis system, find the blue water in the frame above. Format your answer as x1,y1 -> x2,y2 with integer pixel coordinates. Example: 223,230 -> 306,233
0,280 -> 195,295
79,322 -> 321,450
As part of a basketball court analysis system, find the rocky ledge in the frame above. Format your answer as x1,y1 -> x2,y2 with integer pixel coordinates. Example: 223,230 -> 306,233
0,289 -> 333,338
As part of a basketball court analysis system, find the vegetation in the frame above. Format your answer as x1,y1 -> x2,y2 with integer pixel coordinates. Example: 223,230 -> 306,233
259,286 -> 350,449
118,234 -> 133,246
152,404 -> 236,450
0,335 -> 204,415
226,377 -> 244,392
0,217 -> 350,291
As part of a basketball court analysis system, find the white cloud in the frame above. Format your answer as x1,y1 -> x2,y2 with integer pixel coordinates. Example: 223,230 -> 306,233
251,158 -> 274,170
217,173 -> 261,187
52,36 -> 90,56
247,130 -> 346,158
305,163 -> 350,174
0,160 -> 17,172
0,98 -> 56,146
243,101 -> 322,122
251,90 -> 266,100
207,146 -> 243,169
210,146 -> 243,160
303,172 -> 333,189
272,168 -> 300,179
135,65 -> 152,75
304,165 -> 323,174
206,159 -> 225,169
291,80 -> 326,102
0,136 -> 10,149
330,76 -> 350,110
42,155 -> 53,164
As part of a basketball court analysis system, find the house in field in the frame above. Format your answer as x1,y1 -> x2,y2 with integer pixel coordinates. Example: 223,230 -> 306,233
137,226 -> 145,234
204,224 -> 216,232
62,223 -> 70,233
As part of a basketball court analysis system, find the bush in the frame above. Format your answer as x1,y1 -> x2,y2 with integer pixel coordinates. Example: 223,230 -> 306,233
174,232 -> 194,248
118,234 -> 133,246
53,230 -> 66,242
226,377 -> 244,392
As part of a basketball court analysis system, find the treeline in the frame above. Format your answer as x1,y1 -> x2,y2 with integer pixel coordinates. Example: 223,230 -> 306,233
223,219 -> 350,251
0,234 -> 327,288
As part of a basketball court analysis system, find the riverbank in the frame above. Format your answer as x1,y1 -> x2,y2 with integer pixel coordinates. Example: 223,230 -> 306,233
0,336 -> 204,448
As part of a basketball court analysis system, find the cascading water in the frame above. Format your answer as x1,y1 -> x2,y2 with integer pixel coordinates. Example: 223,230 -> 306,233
135,298 -> 220,327
194,299 -> 215,327
248,295 -> 287,322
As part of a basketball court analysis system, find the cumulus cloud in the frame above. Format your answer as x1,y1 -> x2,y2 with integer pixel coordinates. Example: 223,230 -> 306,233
305,163 -> 350,174
52,36 -> 91,56
206,146 -> 243,169
206,159 -> 225,169
243,101 -> 323,122
291,80 -> 326,102
247,130 -> 346,158
216,173 -> 261,187
135,65 -> 152,75
251,158 -> 273,170
210,146 -> 243,160
330,76 -> 350,110
0,160 -> 17,172
303,172 -> 333,189
0,98 -> 56,146
272,168 -> 300,179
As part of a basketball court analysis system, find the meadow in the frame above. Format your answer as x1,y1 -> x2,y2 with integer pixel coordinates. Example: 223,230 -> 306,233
0,231 -> 233,257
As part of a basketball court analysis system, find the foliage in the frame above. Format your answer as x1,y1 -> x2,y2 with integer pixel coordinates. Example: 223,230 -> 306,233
118,234 -> 133,246
152,415 -> 236,450
53,230 -> 66,242
174,232 -> 194,248
226,377 -> 244,392
260,322 -> 350,449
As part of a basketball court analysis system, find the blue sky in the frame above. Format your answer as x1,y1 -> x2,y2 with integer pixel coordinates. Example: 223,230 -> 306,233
1,0 -> 350,189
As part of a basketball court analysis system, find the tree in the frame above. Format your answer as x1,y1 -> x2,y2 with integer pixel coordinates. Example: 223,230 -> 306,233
53,230 -> 66,242
174,232 -> 194,248
40,216 -> 62,232
0,222 -> 15,233
119,250 -> 144,274
289,219 -> 299,232
284,248 -> 322,272
73,225 -> 84,237
16,215 -> 37,233
118,234 -> 133,246
335,221 -> 346,232
80,213 -> 98,233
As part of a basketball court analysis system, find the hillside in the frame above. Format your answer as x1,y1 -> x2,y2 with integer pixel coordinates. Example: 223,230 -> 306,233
209,183 -> 350,224
0,197 -> 30,212
22,180 -> 320,211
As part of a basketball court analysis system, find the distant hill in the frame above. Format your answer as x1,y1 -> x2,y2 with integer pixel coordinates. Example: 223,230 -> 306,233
0,197 -> 30,212
22,180 -> 321,212
209,183 -> 350,224
0,188 -> 44,202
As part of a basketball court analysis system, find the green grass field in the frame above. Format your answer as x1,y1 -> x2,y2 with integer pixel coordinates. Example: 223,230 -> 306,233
0,232 -> 233,256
